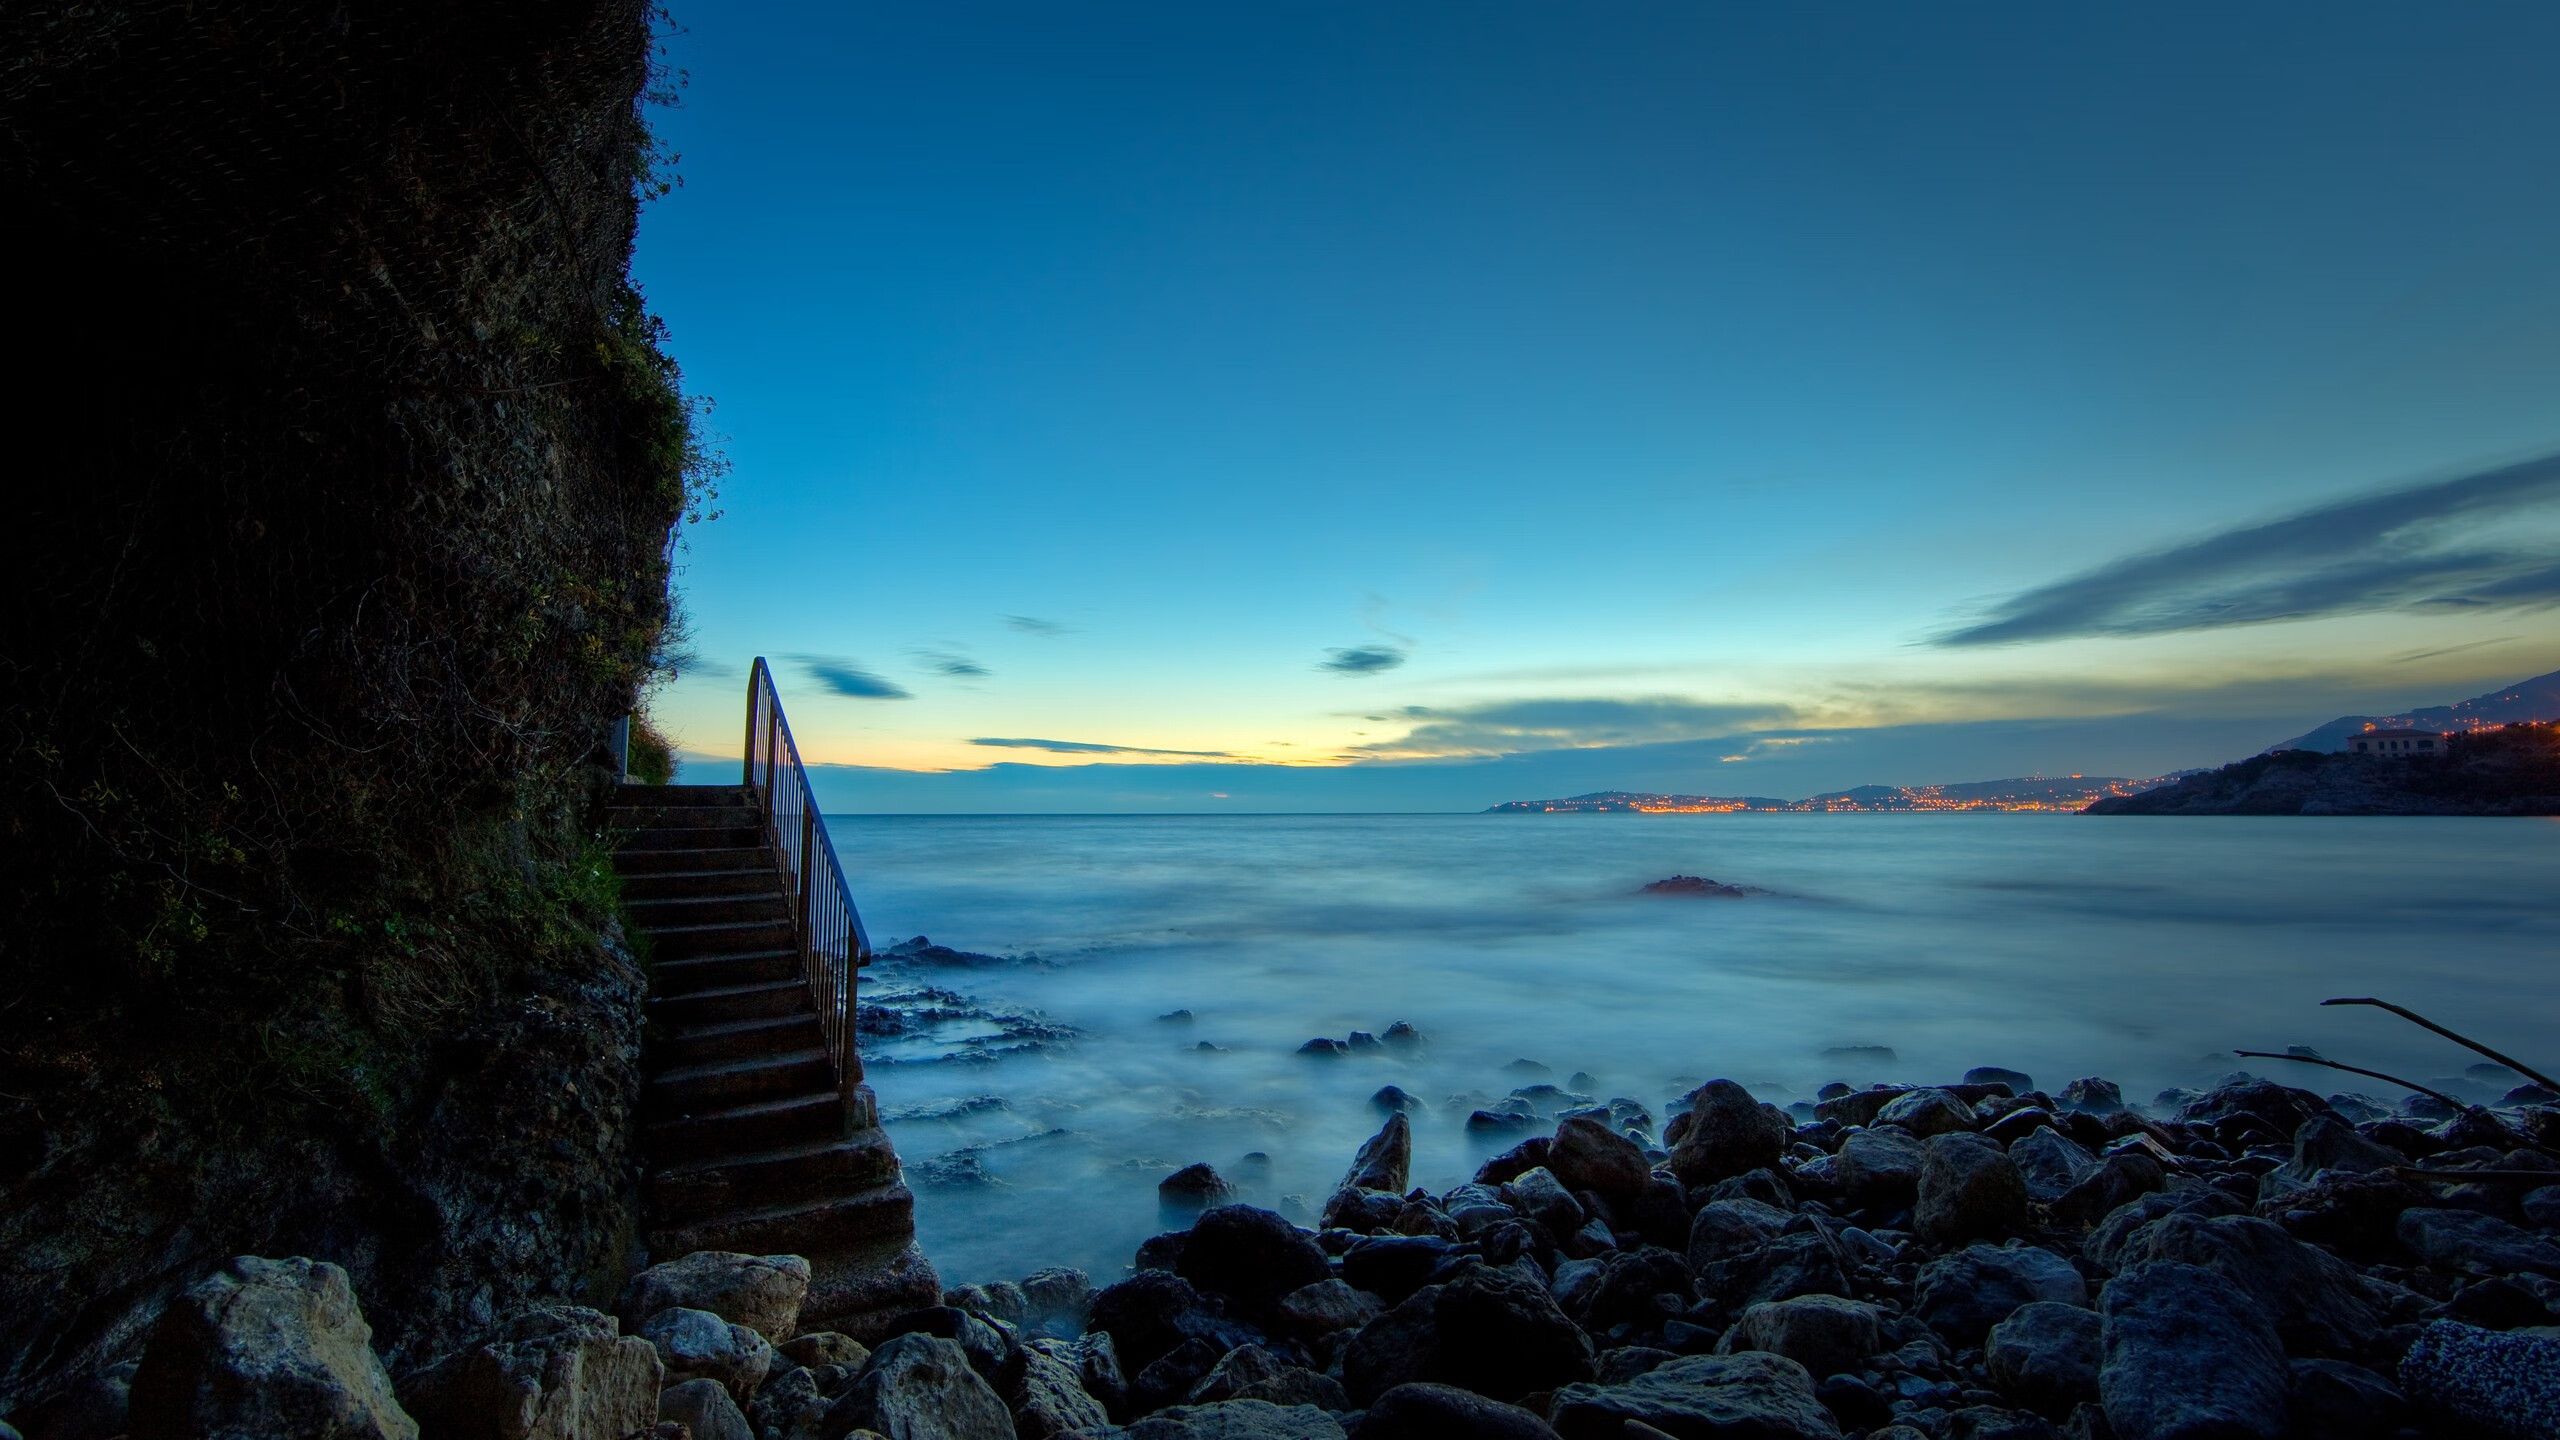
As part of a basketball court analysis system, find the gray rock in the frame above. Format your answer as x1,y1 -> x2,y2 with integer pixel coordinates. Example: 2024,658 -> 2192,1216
1341,1265 -> 1594,1404
1500,1167 -> 1585,1238
2098,1261 -> 2286,1440
1693,1229 -> 1851,1314
2398,1206 -> 2560,1278
1667,1080 -> 1785,1188
1356,1381 -> 1560,1438
636,1307 -> 774,1400
1914,1245 -> 2089,1345
2109,1212 -> 2388,1356
827,1333 -> 1012,1440
1023,1267 -> 1095,1327
1010,1340 -> 1111,1439
1966,1067 -> 2037,1095
1836,1126 -> 1928,1211
1549,1116 -> 1653,1200
2083,1187 -> 2244,1273
1339,1113 -> 1412,1196
2049,1150 -> 2167,1228
744,1364 -> 852,1440
2256,1115 -> 2403,1205
1985,1302 -> 2101,1419
1916,1132 -> 2028,1246
1273,1279 -> 1382,1343
1161,1163 -> 1240,1206
2285,1358 -> 2404,1440
1546,1351 -> 1843,1439
1176,1206 -> 1334,1325
1877,1088 -> 1976,1138
128,1256 -> 418,1440
1187,1344 -> 1348,1410
1114,1399 -> 1348,1438
2397,1320 -> 2560,1440
399,1304 -> 661,1440
657,1377 -> 752,1440
617,1252 -> 811,1343
1716,1295 -> 1882,1380
2008,1129 -> 2098,1204
2057,1079 -> 2123,1115
1684,1198 -> 1791,1270
778,1332 -> 870,1370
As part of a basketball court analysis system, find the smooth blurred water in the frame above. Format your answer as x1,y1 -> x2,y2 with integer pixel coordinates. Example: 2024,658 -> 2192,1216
826,812 -> 2560,1287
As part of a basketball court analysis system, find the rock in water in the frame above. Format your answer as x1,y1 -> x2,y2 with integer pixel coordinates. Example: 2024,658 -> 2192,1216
1546,1352 -> 1843,1439
828,1333 -> 1013,1440
398,1304 -> 661,1440
1339,1112 -> 1413,1195
1549,1115 -> 1653,1200
1667,1080 -> 1783,1188
1159,1163 -> 1239,1207
128,1257 -> 418,1440
1640,875 -> 1751,897
616,1252 -> 812,1343
1915,1131 -> 2028,1245
2098,1262 -> 2287,1440
2399,1321 -> 2560,1440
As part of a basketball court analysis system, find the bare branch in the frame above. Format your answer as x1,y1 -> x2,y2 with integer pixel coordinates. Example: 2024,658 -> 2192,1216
2230,1050 -> 2476,1115
2321,997 -> 2559,1092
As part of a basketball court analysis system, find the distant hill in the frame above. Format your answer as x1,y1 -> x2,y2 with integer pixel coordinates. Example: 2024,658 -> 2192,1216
1487,775 -> 2189,814
2093,722 -> 2560,815
2271,666 -> 2560,753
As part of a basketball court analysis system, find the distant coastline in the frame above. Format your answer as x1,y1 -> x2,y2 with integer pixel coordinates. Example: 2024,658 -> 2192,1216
2088,722 -> 2560,815
1486,774 -> 2193,815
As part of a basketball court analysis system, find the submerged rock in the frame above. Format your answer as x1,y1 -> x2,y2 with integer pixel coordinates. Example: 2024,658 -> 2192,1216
1639,875 -> 1757,898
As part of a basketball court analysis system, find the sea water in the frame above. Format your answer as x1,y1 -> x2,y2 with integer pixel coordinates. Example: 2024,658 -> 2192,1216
823,812 -> 2560,1286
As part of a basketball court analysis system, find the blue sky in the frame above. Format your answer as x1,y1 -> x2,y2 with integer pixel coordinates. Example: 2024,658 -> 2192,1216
636,2 -> 2560,811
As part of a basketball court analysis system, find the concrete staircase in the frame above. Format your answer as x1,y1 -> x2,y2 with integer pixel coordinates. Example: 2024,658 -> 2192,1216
610,782 -> 939,1334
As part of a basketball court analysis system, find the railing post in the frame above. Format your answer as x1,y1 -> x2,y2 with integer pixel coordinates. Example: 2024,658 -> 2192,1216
741,662 -> 760,791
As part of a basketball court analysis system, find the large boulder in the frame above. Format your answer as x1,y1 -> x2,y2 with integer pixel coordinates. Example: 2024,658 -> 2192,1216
1339,1113 -> 1412,1194
1875,1089 -> 1975,1138
1545,1352 -> 1842,1440
399,1304 -> 661,1440
1176,1207 -> 1334,1326
615,1253 -> 810,1343
1357,1381 -> 1560,1439
2112,1213 -> 2388,1356
2257,1115 -> 2403,1204
1113,1399 -> 1347,1438
1088,1271 -> 1258,1374
1187,1344 -> 1348,1410
2180,1078 -> 2330,1141
1915,1132 -> 2028,1246
2084,1188 -> 2244,1273
2397,1206 -> 2560,1279
825,1333 -> 1012,1440
1913,1245 -> 2088,1345
2006,1129 -> 2097,1204
2097,1262 -> 2287,1440
1667,1081 -> 1785,1189
656,1378 -> 753,1440
2049,1151 -> 2167,1229
1341,1266 -> 1594,1404
1716,1295 -> 1881,1380
1008,1340 -> 1112,1439
128,1256 -> 418,1440
2398,1320 -> 2560,1440
634,1307 -> 774,1400
1983,1302 -> 2100,1419
1834,1127 -> 1926,1211
1274,1279 -> 1382,1344
1548,1116 -> 1652,1201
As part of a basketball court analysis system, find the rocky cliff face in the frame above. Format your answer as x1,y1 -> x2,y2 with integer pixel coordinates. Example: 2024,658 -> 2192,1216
0,0 -> 692,1411
2087,724 -> 2560,816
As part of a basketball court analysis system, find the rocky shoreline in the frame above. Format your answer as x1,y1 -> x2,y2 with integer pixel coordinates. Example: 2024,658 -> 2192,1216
44,1049 -> 2560,1440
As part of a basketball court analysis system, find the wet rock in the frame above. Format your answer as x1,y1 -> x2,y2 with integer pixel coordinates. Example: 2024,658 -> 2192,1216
743,1364 -> 851,1440
2181,1078 -> 2330,1141
658,1378 -> 752,1440
635,1307 -> 774,1400
128,1256 -> 418,1440
1341,1266 -> 1594,1404
1088,1271 -> 1258,1375
779,1332 -> 870,1370
1468,1109 -> 1534,1135
2397,1320 -> 2560,1440
1984,1302 -> 2100,1419
1341,1235 -> 1458,1305
1836,1126 -> 1927,1211
2084,1187 -> 2244,1273
1010,1339 -> 1111,1439
1942,1408 -> 2059,1440
1275,1279 -> 1383,1343
1546,1351 -> 1843,1439
399,1304 -> 660,1440
1177,1206 -> 1334,1326
1641,874 -> 1753,897
1023,1268 -> 1096,1329
1159,1009 -> 1195,1023
1114,1399 -> 1348,1438
1878,1088 -> 1976,1138
876,1307 -> 1014,1382
1549,1116 -> 1652,1201
1300,1038 -> 1350,1057
826,1332 -> 1015,1440
1474,1136 -> 1554,1187
1500,1167 -> 1585,1239
2056,1079 -> 2123,1116
2048,1151 -> 2167,1229
1967,1067 -> 2037,1095
1667,1081 -> 1785,1188
1694,1230 -> 1851,1315
1914,1245 -> 2088,1345
1372,1085 -> 1424,1115
1347,1031 -> 1381,1052
1813,1087 -> 1906,1129
946,1281 -> 1031,1327
1188,1344 -> 1349,1410
1383,1021 -> 1426,1050
2097,1261 -> 2287,1440
1983,1107 -> 2057,1145
2285,1358 -> 2404,1440
617,1252 -> 811,1344
1717,1295 -> 1882,1380
2009,1129 -> 2098,1203
1356,1381 -> 1561,1438
1556,1246 -> 1692,1332
1916,1132 -> 2028,1246
2398,1206 -> 2560,1278
1133,1337 -> 1229,1417
2110,1213 -> 2389,1356
2256,1114 -> 2403,1205
1161,1163 -> 1240,1207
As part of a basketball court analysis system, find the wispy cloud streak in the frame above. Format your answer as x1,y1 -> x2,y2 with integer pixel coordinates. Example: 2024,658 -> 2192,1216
1320,644 -> 1408,675
791,655 -> 914,700
970,737 -> 1235,757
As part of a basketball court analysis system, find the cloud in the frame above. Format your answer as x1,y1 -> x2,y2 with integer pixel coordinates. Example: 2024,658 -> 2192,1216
969,737 -> 1236,758
1006,615 -> 1073,636
1320,645 -> 1409,675
1934,452 -> 2560,646
791,655 -> 913,700
915,648 -> 991,679
1357,695 -> 1798,758
2389,637 -> 2517,665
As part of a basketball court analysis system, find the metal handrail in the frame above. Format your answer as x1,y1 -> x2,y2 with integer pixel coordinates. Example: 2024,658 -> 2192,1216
742,656 -> 872,1128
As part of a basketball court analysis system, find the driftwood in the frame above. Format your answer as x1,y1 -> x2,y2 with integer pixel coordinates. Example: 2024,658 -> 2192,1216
2230,1049 -> 2474,1114
2322,996 -> 2559,1092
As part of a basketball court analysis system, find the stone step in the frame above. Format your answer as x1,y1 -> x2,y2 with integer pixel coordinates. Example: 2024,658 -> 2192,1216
648,1180 -> 918,1262
650,948 -> 800,995
648,978 -> 810,1028
641,918 -> 798,961
646,1090 -> 844,1166
626,892 -> 792,928
612,845 -> 773,876
615,823 -> 768,852
658,1012 -> 826,1068
647,1048 -> 834,1116
648,1131 -> 903,1227
621,868 -> 784,902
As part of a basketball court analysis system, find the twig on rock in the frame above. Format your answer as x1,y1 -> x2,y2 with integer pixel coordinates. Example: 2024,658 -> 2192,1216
2321,996 -> 2559,1092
